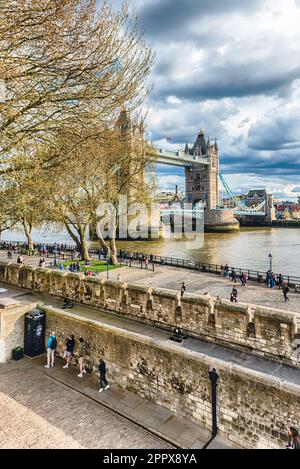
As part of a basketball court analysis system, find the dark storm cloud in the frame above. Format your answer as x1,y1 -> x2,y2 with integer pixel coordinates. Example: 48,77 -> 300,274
140,0 -> 263,40
248,114 -> 300,151
153,66 -> 300,101
110,0 -> 300,188
221,149 -> 300,176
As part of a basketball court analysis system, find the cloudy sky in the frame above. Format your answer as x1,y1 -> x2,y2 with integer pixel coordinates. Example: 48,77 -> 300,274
111,0 -> 300,199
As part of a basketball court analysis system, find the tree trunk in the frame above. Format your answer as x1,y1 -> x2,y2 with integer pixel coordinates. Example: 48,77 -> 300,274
96,229 -> 110,256
65,223 -> 90,261
79,228 -> 90,261
96,220 -> 118,264
109,237 -> 118,265
22,219 -> 33,252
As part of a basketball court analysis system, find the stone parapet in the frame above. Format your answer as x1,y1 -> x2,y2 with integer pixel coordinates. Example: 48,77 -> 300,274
42,305 -> 300,449
0,261 -> 298,366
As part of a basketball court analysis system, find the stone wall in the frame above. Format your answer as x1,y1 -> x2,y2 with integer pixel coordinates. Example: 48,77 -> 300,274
43,305 -> 300,449
0,298 -> 35,363
0,261 -> 298,367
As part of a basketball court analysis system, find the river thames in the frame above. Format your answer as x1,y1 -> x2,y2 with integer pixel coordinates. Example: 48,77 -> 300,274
1,227 -> 300,277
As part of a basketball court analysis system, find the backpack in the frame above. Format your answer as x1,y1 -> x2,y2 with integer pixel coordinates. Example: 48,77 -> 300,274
50,337 -> 57,350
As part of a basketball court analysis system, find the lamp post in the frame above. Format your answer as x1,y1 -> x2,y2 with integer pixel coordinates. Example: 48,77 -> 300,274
208,368 -> 219,438
268,252 -> 273,272
53,243 -> 58,268
106,255 -> 110,279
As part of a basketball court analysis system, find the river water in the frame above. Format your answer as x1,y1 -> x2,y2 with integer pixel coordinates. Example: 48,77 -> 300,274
1,227 -> 300,277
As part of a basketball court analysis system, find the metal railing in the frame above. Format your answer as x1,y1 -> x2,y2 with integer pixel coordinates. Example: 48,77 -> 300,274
1,241 -> 298,286
116,250 -> 299,287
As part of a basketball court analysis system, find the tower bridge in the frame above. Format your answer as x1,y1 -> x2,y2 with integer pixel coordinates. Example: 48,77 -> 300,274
149,129 -> 276,231
116,110 -> 275,232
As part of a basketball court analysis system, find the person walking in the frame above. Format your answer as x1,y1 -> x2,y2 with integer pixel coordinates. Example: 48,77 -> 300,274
45,332 -> 57,368
224,264 -> 229,278
77,337 -> 88,377
98,358 -> 110,392
278,273 -> 283,289
283,282 -> 290,302
180,281 -> 186,298
240,273 -> 246,286
230,287 -> 238,303
286,427 -> 300,449
271,272 -> 276,289
63,335 -> 75,369
231,269 -> 237,283
266,270 -> 272,288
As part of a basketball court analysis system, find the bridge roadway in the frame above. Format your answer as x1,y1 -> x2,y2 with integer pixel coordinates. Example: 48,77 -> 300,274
153,149 -> 209,167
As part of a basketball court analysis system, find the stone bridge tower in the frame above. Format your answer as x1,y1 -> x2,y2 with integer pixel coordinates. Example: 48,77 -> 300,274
184,130 -> 219,209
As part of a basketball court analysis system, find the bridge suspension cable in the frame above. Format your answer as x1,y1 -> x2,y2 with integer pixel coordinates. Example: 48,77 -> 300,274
219,172 -> 266,213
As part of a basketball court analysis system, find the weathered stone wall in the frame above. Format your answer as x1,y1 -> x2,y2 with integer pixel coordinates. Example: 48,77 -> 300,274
43,305 -> 300,449
0,300 -> 36,363
0,261 -> 297,366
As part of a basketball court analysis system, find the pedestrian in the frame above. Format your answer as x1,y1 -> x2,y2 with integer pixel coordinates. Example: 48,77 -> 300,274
117,273 -> 121,281
98,358 -> 110,392
271,272 -> 276,289
240,273 -> 246,286
231,269 -> 237,283
63,335 -> 75,369
77,337 -> 88,378
230,287 -> 238,303
144,257 -> 149,269
224,264 -> 229,278
278,273 -> 283,289
44,332 -> 57,368
283,282 -> 290,302
180,281 -> 186,298
266,270 -> 272,288
286,427 -> 300,449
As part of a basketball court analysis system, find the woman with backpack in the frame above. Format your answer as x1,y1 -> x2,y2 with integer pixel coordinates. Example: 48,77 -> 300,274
63,335 -> 75,369
45,332 -> 57,368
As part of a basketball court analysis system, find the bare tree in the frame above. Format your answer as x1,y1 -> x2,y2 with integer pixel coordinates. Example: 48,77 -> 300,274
45,115 -> 156,262
0,0 -> 154,173
2,170 -> 49,251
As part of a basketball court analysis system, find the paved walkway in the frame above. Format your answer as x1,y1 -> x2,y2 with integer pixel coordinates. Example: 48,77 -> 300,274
0,358 -> 235,449
0,251 -> 299,314
103,263 -> 300,314
0,360 -> 169,449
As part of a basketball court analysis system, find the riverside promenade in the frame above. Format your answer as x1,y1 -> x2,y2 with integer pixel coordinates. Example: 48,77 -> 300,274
1,251 -> 299,314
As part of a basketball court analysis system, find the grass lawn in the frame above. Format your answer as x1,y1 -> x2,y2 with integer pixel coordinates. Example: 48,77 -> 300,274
62,260 -> 123,273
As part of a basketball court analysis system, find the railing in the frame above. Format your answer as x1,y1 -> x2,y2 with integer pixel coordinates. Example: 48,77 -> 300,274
1,241 -> 298,287
116,250 -> 300,287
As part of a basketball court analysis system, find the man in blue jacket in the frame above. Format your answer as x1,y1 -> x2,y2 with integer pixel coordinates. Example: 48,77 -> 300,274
45,332 -> 57,368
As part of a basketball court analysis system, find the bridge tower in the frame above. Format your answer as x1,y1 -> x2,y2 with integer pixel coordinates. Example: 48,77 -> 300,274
185,130 -> 219,209
266,193 -> 276,223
